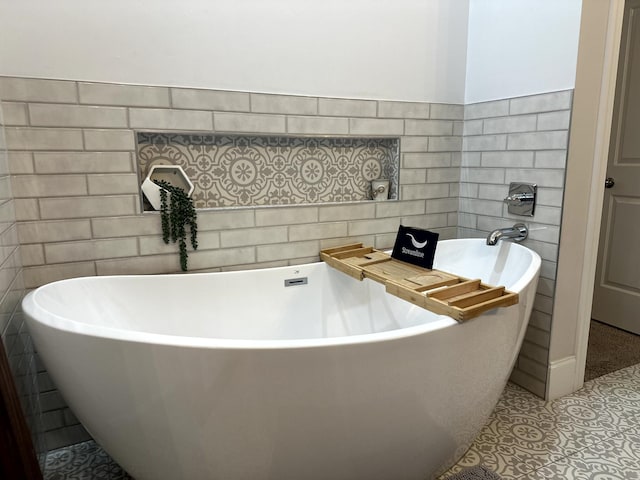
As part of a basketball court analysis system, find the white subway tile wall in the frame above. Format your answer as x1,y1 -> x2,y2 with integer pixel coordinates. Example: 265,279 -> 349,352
460,90 -> 573,398
1,76 -> 573,448
0,89 -> 46,463
1,76 -> 462,449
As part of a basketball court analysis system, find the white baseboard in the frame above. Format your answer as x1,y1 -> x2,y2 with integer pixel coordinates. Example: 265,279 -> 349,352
546,356 -> 582,400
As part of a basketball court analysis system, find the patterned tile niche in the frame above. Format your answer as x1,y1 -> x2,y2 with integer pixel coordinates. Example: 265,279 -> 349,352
137,133 -> 399,209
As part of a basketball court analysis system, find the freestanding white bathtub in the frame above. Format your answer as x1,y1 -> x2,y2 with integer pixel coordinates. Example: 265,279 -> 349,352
24,239 -> 540,480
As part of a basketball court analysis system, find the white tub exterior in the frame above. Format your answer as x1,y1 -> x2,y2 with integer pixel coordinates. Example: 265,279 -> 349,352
23,239 -> 540,480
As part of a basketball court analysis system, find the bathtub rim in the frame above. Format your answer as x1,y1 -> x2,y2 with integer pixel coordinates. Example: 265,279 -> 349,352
24,285 -> 459,350
23,239 -> 541,351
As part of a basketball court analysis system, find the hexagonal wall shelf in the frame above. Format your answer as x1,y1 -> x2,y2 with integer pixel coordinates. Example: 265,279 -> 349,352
141,165 -> 194,211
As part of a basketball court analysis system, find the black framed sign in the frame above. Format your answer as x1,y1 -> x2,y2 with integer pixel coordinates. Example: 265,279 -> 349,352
391,225 -> 439,269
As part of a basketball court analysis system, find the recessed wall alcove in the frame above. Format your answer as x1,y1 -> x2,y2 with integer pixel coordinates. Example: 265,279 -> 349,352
137,133 -> 400,210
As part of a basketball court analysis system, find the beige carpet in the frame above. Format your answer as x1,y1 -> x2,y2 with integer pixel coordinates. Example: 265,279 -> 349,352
585,319 -> 640,381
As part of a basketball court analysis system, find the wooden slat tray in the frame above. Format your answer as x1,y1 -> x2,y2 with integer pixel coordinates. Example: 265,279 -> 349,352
320,243 -> 518,322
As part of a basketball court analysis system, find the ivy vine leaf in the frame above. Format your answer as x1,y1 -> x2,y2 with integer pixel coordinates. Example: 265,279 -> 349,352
153,179 -> 198,271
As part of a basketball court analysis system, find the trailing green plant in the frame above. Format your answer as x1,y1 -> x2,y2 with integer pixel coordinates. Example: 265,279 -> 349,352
154,179 -> 198,271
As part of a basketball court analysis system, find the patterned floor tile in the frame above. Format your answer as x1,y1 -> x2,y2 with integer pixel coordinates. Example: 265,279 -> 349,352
441,410 -> 582,478
521,425 -> 640,479
440,363 -> 640,480
587,363 -> 640,392
493,382 -> 546,414
44,440 -> 132,480
445,465 -> 504,479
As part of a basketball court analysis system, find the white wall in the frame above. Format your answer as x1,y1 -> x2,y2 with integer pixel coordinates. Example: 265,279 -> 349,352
465,0 -> 582,103
0,0 -> 469,104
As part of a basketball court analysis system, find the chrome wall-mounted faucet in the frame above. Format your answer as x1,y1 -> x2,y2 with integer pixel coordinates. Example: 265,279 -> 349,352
486,223 -> 528,246
503,182 -> 537,216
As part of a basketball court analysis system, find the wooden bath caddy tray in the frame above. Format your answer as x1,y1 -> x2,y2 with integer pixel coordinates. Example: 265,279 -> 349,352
320,243 -> 518,322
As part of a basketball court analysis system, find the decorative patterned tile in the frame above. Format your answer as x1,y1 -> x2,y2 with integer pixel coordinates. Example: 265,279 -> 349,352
440,363 -> 640,480
445,465 -> 503,480
492,382 -> 545,413
137,133 -> 399,208
446,410 -> 578,477
522,426 -> 640,479
44,440 -> 132,480
591,362 -> 640,386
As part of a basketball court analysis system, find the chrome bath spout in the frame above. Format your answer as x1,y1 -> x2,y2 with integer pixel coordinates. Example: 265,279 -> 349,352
486,223 -> 528,246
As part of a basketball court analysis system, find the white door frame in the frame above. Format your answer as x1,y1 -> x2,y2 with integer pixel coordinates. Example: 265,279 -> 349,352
546,0 -> 626,400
